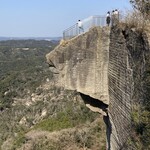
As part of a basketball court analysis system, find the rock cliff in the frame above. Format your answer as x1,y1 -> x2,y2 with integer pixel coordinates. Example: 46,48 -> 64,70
46,25 -> 150,149
46,27 -> 110,116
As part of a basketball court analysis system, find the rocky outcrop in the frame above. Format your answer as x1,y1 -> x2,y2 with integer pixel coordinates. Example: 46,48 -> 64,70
46,27 -> 110,115
46,25 -> 150,149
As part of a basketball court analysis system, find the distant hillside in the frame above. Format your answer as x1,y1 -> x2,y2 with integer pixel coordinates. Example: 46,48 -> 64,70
0,39 -> 59,49
0,37 -> 62,41
0,39 -> 105,150
0,40 -> 58,109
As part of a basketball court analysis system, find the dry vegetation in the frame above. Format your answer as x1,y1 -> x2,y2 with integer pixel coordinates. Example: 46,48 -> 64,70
122,7 -> 150,149
124,10 -> 150,33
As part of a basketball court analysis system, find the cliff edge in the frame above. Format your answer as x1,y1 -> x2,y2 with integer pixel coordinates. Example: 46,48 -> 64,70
46,25 -> 150,149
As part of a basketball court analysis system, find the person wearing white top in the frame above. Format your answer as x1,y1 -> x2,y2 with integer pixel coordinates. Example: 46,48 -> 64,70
114,9 -> 119,22
111,10 -> 115,26
77,20 -> 84,34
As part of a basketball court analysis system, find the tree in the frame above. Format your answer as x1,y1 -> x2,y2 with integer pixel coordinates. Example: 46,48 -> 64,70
130,0 -> 150,18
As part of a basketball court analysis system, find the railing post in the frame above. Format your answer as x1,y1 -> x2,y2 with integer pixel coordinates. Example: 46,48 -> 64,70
63,31 -> 65,40
91,16 -> 94,28
76,23 -> 78,35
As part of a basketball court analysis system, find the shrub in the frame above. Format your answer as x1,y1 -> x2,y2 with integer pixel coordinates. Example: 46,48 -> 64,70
124,10 -> 150,32
130,0 -> 150,19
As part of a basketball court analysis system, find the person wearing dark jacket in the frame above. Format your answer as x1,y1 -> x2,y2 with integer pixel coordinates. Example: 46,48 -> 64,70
106,11 -> 111,26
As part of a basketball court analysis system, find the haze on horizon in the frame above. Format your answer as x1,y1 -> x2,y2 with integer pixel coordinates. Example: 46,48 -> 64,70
0,0 -> 131,37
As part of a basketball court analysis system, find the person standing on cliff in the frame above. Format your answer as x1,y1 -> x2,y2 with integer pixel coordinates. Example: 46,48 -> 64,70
77,20 -> 84,34
106,11 -> 111,26
111,10 -> 115,26
114,9 -> 119,24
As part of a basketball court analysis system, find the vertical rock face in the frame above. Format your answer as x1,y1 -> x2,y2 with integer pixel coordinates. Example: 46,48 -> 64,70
46,26 -> 150,149
108,27 -> 133,150
108,26 -> 150,149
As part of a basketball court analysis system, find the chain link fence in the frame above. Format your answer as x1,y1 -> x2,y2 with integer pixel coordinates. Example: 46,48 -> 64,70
63,15 -> 106,40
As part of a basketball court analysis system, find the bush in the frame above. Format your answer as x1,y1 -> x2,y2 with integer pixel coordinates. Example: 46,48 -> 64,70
124,10 -> 150,32
130,0 -> 150,19
34,112 -> 73,132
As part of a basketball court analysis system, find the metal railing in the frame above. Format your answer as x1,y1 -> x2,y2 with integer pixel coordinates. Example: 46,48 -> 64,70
63,15 -> 106,40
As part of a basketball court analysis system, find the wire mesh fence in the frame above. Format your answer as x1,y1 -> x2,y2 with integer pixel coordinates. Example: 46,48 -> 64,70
63,14 -> 125,40
63,15 -> 106,40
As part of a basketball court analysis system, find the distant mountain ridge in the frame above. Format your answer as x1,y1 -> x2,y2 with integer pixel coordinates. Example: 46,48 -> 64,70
0,36 -> 62,41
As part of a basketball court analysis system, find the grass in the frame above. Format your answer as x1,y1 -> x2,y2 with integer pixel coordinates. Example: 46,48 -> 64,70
34,105 -> 97,132
34,112 -> 73,132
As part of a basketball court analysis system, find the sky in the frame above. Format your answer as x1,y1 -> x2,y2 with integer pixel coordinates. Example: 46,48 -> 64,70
0,0 -> 132,37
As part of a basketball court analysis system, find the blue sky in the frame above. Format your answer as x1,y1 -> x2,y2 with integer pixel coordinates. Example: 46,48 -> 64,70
0,0 -> 132,37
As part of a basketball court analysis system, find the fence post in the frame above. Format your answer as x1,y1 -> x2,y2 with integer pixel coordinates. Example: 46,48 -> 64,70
63,31 -> 65,40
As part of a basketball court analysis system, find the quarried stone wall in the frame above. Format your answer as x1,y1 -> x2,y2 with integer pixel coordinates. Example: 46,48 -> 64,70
108,27 -> 133,150
46,25 -> 150,150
